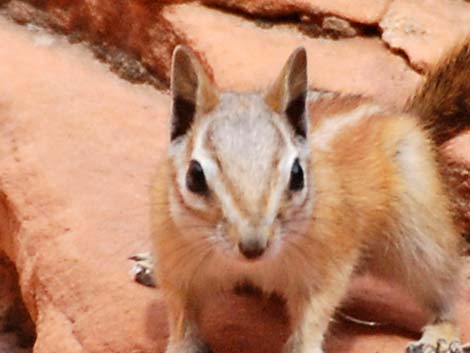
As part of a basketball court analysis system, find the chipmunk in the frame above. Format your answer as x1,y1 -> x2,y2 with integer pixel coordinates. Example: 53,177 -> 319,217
144,39 -> 470,353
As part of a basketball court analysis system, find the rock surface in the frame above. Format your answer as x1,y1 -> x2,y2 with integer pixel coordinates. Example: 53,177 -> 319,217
201,0 -> 391,24
1,0 -> 188,87
0,1 -> 468,353
163,3 -> 420,107
0,18 -> 169,353
380,0 -> 470,71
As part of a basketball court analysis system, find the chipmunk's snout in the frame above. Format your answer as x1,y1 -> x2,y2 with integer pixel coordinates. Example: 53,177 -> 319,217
227,223 -> 272,260
238,237 -> 267,260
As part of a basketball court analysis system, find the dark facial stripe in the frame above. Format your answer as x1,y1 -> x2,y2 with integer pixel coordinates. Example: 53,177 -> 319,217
170,163 -> 220,224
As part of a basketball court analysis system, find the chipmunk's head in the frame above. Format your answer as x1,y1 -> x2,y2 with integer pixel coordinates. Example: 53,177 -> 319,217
167,46 -> 312,261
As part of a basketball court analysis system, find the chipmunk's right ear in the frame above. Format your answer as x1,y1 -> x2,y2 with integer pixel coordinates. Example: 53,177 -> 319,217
170,45 -> 219,141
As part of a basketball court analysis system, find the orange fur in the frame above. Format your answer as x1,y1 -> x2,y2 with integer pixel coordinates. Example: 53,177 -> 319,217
151,43 -> 467,353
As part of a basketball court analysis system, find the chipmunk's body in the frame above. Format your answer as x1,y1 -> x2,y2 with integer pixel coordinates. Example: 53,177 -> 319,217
151,41 -> 470,353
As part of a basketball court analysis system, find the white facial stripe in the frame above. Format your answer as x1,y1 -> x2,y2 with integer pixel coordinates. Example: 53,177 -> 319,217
192,119 -> 217,183
169,118 -> 250,229
168,183 -> 190,223
170,124 -> 212,213
191,119 -> 248,229
312,104 -> 381,150
264,119 -> 308,225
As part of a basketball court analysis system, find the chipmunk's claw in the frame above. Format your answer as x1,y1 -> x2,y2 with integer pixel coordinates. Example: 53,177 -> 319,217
129,252 -> 156,288
407,340 -> 470,353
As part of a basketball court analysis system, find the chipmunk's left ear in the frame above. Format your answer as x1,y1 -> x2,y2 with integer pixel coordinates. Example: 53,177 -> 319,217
265,47 -> 308,138
170,45 -> 219,141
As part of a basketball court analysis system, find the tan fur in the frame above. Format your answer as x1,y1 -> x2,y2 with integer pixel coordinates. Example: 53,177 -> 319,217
152,43 -> 467,353
172,45 -> 219,114
266,47 -> 307,114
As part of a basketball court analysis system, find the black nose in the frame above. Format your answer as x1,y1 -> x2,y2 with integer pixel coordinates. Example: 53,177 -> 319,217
238,239 -> 265,260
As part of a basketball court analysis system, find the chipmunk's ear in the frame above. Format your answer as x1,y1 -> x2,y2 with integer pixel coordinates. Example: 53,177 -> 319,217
170,45 -> 219,141
265,47 -> 308,138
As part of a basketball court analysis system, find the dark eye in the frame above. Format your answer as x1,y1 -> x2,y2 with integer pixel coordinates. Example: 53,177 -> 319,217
186,160 -> 209,195
289,158 -> 304,191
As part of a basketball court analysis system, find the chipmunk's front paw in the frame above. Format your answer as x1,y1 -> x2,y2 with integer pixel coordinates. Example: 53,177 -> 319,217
407,339 -> 470,353
129,251 -> 157,287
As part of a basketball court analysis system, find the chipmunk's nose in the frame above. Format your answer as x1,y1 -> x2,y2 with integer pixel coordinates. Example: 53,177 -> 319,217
238,238 -> 266,260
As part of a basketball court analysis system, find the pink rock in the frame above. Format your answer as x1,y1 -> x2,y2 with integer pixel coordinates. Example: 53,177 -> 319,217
380,0 -> 470,72
202,0 -> 391,24
0,333 -> 30,353
164,3 -> 421,107
0,17 -> 169,352
4,0 -> 188,86
0,5 -> 469,353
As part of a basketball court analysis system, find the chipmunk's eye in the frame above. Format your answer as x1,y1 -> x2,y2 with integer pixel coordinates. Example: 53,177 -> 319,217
289,158 -> 304,191
186,160 -> 209,195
